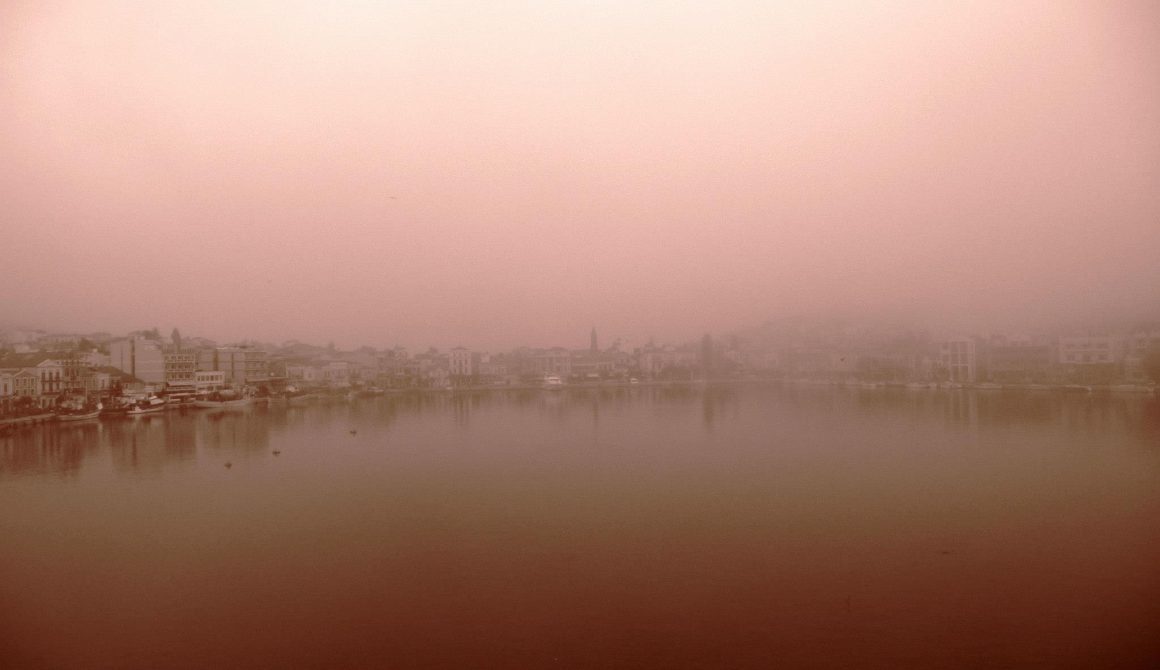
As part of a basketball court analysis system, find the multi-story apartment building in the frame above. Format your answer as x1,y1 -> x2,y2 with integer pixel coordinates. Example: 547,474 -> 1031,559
164,352 -> 198,386
1057,335 -> 1119,366
194,370 -> 226,394
35,361 -> 65,399
986,342 -> 1053,383
285,364 -> 325,385
324,360 -> 354,387
244,349 -> 269,386
476,355 -> 509,384
12,369 -> 40,402
449,347 -> 473,379
83,370 -> 115,396
108,337 -> 166,384
528,348 -> 572,378
197,347 -> 268,388
939,338 -> 976,383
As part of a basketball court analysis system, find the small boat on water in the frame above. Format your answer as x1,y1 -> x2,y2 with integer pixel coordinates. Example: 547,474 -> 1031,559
165,395 -> 197,409
57,407 -> 101,422
543,375 -> 564,390
193,390 -> 253,409
194,397 -> 253,409
100,403 -> 130,418
127,395 -> 168,416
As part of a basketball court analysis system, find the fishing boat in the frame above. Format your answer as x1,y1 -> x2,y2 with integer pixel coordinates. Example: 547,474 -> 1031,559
194,397 -> 253,409
283,386 -> 318,405
100,402 -> 130,418
542,375 -> 564,390
165,394 -> 197,409
57,406 -> 102,422
193,390 -> 253,409
127,395 -> 168,416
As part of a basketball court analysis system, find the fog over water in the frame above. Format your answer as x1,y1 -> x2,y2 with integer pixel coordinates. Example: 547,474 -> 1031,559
2,2 -> 1158,348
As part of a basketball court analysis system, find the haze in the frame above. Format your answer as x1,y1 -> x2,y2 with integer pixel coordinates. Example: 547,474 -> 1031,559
2,1 -> 1158,350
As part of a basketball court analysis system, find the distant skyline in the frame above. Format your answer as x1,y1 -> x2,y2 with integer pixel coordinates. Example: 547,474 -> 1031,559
3,308 -> 1158,356
3,2 -> 1158,352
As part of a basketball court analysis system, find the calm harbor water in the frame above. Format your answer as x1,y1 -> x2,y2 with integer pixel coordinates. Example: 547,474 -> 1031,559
2,384 -> 1159,669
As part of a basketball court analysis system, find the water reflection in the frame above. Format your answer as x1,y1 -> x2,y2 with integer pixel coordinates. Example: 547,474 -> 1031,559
701,385 -> 739,431
0,421 -> 100,477
198,409 -> 270,454
2,384 -> 1158,669
3,386 -> 1156,480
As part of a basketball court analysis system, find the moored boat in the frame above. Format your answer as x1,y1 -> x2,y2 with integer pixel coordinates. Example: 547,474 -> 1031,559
542,375 -> 564,390
57,408 -> 101,422
193,391 -> 253,409
100,403 -> 130,418
127,396 -> 168,416
193,397 -> 253,409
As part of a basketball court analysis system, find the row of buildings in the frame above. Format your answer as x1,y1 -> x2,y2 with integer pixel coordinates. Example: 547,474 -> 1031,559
0,334 -> 268,414
3,323 -> 1159,413
744,323 -> 1160,385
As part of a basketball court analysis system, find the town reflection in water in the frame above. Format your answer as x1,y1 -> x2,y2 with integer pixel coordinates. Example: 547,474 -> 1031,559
2,383 -> 1159,669
3,384 -> 1157,479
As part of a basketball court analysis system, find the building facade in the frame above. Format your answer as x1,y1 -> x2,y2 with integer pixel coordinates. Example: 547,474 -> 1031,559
194,370 -> 227,394
940,338 -> 976,383
449,347 -> 473,379
108,338 -> 166,384
164,352 -> 198,386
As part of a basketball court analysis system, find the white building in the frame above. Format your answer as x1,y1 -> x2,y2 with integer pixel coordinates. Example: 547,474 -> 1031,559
940,338 -> 976,383
194,370 -> 227,394
1057,335 -> 1119,366
108,337 -> 166,384
449,347 -> 473,378
197,347 -> 268,388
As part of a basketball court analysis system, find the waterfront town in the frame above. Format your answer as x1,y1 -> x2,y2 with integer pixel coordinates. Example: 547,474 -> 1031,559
1,320 -> 1158,421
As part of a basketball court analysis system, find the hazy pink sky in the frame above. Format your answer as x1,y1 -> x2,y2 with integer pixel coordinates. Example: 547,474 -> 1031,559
2,1 -> 1158,350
